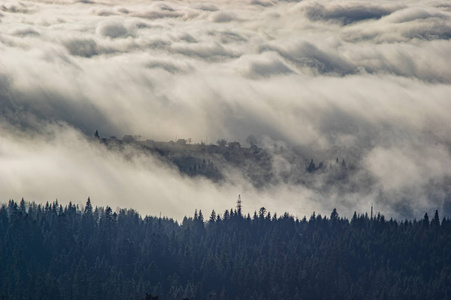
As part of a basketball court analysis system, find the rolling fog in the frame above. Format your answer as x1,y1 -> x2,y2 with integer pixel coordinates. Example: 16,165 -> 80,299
1,0 -> 451,220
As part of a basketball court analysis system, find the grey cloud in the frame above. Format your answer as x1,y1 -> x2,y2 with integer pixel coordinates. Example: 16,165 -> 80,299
116,7 -> 129,14
146,59 -> 192,74
208,30 -> 248,44
171,42 -> 237,59
96,20 -> 130,38
431,2 -> 451,10
238,53 -> 295,78
343,23 -> 451,43
209,11 -> 237,23
64,38 -> 98,57
74,0 -> 95,4
39,46 -> 75,66
132,21 -> 153,29
1,3 -> 32,14
175,33 -> 197,43
133,10 -> 184,20
250,0 -> 275,8
402,22 -> 451,40
247,58 -> 294,78
384,7 -> 448,23
341,6 -> 451,43
190,3 -> 219,12
344,42 -> 451,83
92,8 -> 117,16
63,35 -> 143,58
132,3 -> 184,20
382,7 -> 451,41
145,38 -> 171,50
0,83 -> 115,137
300,2 -> 401,25
151,2 -> 176,12
9,27 -> 39,37
0,72 -> 14,111
259,41 -> 356,75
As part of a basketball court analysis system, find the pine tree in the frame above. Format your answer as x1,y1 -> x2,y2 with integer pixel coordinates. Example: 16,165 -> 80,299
431,210 -> 440,230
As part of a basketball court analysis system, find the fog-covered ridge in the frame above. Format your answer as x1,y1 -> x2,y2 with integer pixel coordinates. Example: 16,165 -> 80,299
100,132 -> 361,190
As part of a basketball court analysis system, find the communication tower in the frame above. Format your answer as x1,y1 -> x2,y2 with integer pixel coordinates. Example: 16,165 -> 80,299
237,195 -> 242,215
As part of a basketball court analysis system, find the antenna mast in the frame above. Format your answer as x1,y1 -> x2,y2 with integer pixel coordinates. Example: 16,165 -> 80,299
237,195 -> 242,215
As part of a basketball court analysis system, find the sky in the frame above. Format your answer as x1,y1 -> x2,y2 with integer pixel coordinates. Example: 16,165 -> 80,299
1,0 -> 451,220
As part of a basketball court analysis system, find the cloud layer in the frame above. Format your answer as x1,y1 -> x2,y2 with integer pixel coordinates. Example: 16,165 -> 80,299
1,0 -> 451,220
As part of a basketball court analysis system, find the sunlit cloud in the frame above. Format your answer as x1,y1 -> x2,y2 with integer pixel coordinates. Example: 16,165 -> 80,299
1,0 -> 451,220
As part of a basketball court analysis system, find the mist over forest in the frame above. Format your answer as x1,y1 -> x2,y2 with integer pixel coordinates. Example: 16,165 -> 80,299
2,0 -> 451,221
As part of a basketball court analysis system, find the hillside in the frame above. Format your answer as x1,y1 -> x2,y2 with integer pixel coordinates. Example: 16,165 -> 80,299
98,133 -> 364,190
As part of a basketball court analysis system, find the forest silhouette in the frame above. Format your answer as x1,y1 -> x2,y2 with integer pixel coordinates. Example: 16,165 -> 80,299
1,198 -> 450,299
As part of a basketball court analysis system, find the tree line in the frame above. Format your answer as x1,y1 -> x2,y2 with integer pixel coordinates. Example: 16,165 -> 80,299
1,198 -> 450,299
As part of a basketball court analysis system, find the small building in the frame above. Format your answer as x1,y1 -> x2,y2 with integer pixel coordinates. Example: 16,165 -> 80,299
123,135 -> 135,143
177,139 -> 187,145
228,142 -> 241,150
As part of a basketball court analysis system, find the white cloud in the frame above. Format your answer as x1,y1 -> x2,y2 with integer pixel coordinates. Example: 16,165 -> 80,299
366,146 -> 451,190
1,0 -> 451,219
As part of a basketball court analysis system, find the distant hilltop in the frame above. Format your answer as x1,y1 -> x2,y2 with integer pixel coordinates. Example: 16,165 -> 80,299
95,130 -> 256,152
93,130 -> 356,190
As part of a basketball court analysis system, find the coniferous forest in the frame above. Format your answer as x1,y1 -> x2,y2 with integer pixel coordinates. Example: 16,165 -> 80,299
1,199 -> 451,300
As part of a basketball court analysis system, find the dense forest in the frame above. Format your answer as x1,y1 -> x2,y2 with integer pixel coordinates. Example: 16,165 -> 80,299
1,198 -> 451,299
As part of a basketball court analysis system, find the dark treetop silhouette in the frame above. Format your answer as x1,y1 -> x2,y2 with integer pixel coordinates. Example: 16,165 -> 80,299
1,198 -> 450,299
